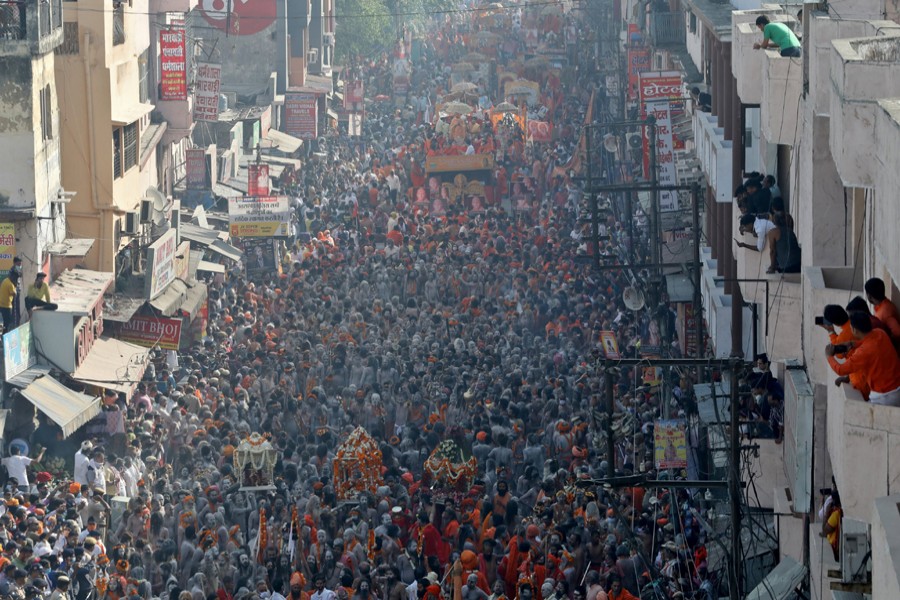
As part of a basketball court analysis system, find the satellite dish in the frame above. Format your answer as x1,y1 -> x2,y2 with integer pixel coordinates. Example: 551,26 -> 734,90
602,133 -> 619,154
145,187 -> 171,236
623,286 -> 645,311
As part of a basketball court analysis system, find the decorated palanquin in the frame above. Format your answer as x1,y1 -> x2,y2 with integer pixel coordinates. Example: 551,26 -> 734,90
234,433 -> 278,491
422,440 -> 478,500
334,427 -> 384,501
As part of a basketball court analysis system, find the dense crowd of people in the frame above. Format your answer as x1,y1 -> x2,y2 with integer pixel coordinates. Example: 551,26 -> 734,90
0,6 -> 732,600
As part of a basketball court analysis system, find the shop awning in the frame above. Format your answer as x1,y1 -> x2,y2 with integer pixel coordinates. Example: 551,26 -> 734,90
197,260 -> 225,273
180,281 -> 208,320
306,74 -> 334,95
103,295 -> 146,323
72,337 -> 149,395
46,238 -> 95,257
112,102 -> 155,126
264,129 -> 303,154
148,278 -> 188,316
181,223 -> 224,246
19,375 -> 101,438
7,365 -> 52,389
209,240 -> 243,262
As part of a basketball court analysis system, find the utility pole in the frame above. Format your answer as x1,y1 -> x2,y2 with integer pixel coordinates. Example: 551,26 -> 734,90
691,182 -> 704,364
586,126 -> 600,271
729,364 -> 743,600
647,115 -> 660,268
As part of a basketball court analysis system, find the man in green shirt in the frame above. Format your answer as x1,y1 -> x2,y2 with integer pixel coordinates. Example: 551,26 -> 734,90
754,16 -> 801,57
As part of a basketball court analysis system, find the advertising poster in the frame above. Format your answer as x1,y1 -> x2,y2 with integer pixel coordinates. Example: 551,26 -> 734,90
199,0 -> 276,35
159,29 -> 187,101
0,224 -> 15,278
241,238 -> 280,274
344,80 -> 365,111
228,196 -> 291,237
284,93 -> 318,139
193,63 -> 222,122
185,148 -> 207,188
247,163 -> 270,197
3,322 -> 35,381
118,315 -> 183,350
626,45 -> 651,101
644,101 -> 678,212
654,419 -> 688,469
599,330 -> 620,359
526,120 -> 553,143
144,229 -> 178,299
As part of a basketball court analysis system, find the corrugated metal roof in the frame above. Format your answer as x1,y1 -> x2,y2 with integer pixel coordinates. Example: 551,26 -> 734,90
72,337 -> 149,396
745,556 -> 807,600
265,129 -> 303,154
148,279 -> 188,316
209,240 -> 243,262
19,375 -> 100,438
50,270 -> 114,315
181,281 -> 208,320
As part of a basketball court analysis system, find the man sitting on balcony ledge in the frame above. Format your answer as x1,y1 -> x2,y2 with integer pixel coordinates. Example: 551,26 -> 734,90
753,16 -> 802,58
826,311 -> 900,406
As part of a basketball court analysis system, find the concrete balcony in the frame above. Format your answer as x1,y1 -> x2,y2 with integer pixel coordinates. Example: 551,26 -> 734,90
699,247 -> 755,358
875,99 -> 900,276
801,266 -> 864,388
693,111 -> 732,203
808,13 -> 870,117
732,22 -> 765,105
830,35 -> 900,188
873,495 -> 900,599
0,0 -> 62,57
761,48 -> 802,146
827,381 -> 900,522
154,96 -> 194,144
732,218 -> 802,361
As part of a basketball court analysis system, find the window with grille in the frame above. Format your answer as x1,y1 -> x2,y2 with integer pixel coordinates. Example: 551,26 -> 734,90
113,122 -> 138,178
138,48 -> 149,103
113,128 -> 122,178
112,3 -> 125,45
39,85 -> 52,140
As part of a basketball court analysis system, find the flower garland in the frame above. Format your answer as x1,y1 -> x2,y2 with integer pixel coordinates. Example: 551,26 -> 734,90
257,509 -> 267,564
424,440 -> 478,489
333,427 -> 384,500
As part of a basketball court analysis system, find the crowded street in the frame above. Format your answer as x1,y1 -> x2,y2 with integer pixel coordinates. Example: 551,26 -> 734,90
0,3 -> 725,600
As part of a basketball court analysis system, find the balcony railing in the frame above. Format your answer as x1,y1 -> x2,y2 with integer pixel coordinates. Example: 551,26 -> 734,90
0,0 -> 62,54
0,1 -> 25,40
648,12 -> 685,47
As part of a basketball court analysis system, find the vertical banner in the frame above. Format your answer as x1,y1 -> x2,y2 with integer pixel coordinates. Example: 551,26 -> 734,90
344,80 -> 365,111
599,331 -> 620,359
348,113 -> 363,137
645,101 -> 678,212
247,164 -> 270,196
193,63 -> 222,122
284,93 -> 318,139
185,148 -> 207,189
654,419 -> 688,469
640,71 -> 683,212
626,46 -> 651,101
159,28 -> 187,101
0,224 -> 15,278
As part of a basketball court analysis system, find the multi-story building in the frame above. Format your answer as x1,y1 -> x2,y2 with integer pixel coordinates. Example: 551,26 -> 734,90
0,0 -> 88,284
633,0 -> 900,593
55,0 -> 165,272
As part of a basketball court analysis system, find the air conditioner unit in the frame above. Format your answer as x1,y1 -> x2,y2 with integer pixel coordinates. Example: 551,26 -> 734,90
840,520 -> 869,583
139,198 -> 152,223
307,48 -> 318,64
626,133 -> 642,149
323,32 -> 334,46
123,212 -> 140,235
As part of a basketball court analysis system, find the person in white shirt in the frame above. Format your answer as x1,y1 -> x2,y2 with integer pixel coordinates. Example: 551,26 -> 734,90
73,441 -> 92,486
85,449 -> 107,494
385,170 -> 401,202
2,445 -> 42,489
310,575 -> 336,600
736,213 -> 776,252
